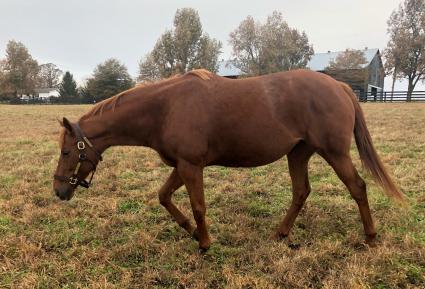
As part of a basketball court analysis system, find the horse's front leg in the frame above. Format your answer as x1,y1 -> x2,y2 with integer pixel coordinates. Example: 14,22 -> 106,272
158,168 -> 195,235
177,160 -> 211,252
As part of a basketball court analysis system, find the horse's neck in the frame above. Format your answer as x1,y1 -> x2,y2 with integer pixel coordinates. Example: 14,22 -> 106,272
79,100 -> 160,153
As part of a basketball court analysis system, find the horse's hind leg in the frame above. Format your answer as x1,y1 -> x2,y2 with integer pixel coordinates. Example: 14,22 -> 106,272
275,142 -> 315,239
177,160 -> 211,252
320,152 -> 377,245
158,168 -> 195,235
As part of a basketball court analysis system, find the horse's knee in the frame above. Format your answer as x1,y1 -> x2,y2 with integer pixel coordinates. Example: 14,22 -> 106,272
293,193 -> 309,206
356,177 -> 366,191
350,178 -> 367,203
158,191 -> 169,206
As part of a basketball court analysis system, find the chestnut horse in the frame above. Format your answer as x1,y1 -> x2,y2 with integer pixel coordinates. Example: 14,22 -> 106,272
53,69 -> 403,252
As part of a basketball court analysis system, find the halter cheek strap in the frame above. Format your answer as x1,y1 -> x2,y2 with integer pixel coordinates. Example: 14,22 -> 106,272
54,123 -> 103,189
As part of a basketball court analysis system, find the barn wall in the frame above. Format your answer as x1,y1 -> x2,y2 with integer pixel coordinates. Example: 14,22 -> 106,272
368,53 -> 385,89
320,51 -> 384,101
321,69 -> 368,98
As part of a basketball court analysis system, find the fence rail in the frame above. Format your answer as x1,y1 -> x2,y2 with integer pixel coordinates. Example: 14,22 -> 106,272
4,91 -> 425,104
358,91 -> 425,102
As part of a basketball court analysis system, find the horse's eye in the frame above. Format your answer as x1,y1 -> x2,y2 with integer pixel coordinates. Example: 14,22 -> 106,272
61,150 -> 70,156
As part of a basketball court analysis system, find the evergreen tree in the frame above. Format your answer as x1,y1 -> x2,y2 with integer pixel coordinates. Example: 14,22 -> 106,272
59,71 -> 78,101
85,58 -> 134,102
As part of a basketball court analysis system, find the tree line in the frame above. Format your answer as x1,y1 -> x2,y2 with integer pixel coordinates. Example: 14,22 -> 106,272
0,40 -> 134,104
1,1 -> 424,103
0,8 -> 315,103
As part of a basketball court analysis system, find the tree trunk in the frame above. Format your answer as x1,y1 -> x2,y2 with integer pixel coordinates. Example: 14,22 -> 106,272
407,79 -> 414,102
391,69 -> 397,102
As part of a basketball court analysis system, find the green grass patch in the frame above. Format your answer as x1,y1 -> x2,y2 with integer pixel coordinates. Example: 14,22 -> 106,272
117,200 -> 143,214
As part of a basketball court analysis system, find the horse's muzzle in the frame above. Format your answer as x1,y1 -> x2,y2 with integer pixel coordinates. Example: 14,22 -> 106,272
54,187 -> 73,201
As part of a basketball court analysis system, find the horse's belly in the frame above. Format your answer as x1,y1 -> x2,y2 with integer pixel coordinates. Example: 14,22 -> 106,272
208,134 -> 296,167
211,154 -> 283,167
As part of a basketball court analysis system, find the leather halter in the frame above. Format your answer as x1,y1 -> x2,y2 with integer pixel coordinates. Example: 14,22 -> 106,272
54,123 -> 103,189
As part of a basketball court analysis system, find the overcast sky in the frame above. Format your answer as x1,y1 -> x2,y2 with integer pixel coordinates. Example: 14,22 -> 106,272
0,0 -> 419,90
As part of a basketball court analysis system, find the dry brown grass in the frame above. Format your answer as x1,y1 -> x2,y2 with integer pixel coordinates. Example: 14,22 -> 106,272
0,103 -> 424,289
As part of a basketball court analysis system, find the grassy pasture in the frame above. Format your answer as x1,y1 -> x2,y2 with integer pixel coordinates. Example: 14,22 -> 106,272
0,103 -> 424,289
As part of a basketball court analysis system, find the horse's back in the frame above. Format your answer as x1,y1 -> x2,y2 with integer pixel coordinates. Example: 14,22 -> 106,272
160,70 -> 356,166
209,70 -> 356,152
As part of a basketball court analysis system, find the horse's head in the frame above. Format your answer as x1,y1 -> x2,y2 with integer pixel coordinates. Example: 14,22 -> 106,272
53,117 -> 103,200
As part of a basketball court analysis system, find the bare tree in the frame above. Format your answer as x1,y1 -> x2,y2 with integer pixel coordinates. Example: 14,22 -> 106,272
385,0 -> 425,101
138,8 -> 222,82
38,63 -> 63,88
229,11 -> 314,76
383,45 -> 402,100
326,49 -> 368,70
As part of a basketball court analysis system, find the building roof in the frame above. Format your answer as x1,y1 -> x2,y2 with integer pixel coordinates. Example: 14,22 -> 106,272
217,49 -> 380,77
307,48 -> 379,71
217,60 -> 242,77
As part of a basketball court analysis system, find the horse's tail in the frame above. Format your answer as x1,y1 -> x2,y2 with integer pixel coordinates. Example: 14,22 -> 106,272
340,82 -> 404,202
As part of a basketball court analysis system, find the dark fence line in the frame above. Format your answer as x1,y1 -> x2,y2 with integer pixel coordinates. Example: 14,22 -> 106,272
3,91 -> 425,104
3,97 -> 94,105
358,91 -> 425,102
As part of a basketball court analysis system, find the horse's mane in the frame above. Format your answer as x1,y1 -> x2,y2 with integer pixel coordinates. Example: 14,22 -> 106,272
185,69 -> 214,80
79,87 -> 137,120
79,69 -> 214,120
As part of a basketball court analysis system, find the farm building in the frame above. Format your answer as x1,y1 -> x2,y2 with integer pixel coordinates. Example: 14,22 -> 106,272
217,48 -> 385,101
217,60 -> 241,79
36,88 -> 60,100
19,88 -> 59,101
309,48 -> 385,100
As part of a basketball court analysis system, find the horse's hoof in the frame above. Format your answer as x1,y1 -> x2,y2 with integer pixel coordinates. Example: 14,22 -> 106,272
365,235 -> 377,247
198,246 -> 209,254
192,229 -> 199,241
273,232 -> 288,241
288,243 -> 301,250
353,242 -> 368,251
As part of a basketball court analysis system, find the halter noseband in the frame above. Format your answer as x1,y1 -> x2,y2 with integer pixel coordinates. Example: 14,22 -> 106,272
54,123 -> 103,189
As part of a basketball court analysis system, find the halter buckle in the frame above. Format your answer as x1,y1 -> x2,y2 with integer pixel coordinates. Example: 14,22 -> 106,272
77,141 -> 85,150
69,177 -> 78,185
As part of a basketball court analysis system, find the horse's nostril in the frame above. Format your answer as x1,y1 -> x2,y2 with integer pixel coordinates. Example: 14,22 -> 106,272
55,189 -> 60,197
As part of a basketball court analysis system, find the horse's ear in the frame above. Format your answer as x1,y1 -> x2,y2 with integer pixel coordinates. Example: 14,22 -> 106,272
62,117 -> 74,134
57,118 -> 63,127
